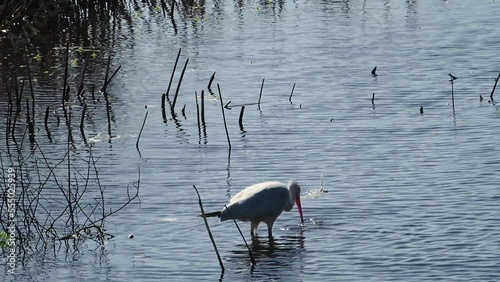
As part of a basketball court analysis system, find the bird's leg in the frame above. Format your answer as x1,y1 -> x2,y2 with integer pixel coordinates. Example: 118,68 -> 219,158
250,221 -> 260,238
266,221 -> 274,238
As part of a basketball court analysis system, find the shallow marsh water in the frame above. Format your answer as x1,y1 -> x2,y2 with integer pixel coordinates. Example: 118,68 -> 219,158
1,0 -> 500,281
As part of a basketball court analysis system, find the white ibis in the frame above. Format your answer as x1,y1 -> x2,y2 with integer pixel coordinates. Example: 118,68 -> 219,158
217,181 -> 304,238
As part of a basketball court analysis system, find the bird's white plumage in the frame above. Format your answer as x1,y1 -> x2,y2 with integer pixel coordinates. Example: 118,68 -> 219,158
219,181 -> 303,238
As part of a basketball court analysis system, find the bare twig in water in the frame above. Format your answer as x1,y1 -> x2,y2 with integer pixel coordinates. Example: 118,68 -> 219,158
201,90 -> 206,125
166,48 -> 182,101
170,0 -> 178,33
192,185 -> 225,272
78,53 -> 90,96
224,204 -> 256,266
289,83 -> 296,104
62,41 -> 70,105
100,65 -> 121,92
258,78 -> 265,110
208,72 -> 216,95
171,58 -> 189,112
136,111 -> 149,148
217,84 -> 231,149
239,106 -> 245,131
490,71 -> 500,102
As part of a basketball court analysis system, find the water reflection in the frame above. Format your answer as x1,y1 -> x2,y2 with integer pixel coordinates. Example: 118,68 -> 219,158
225,231 -> 306,280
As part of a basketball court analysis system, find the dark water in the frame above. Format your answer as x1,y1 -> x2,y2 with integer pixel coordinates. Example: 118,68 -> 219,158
1,0 -> 500,281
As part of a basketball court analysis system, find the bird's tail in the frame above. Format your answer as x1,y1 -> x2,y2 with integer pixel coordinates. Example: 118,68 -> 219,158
199,211 -> 221,218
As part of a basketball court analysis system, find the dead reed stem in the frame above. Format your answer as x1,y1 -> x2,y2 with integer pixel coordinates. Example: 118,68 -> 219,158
258,78 -> 265,110
217,83 -> 231,149
171,58 -> 189,112
201,90 -> 206,125
78,53 -> 90,96
192,185 -> 225,272
223,204 -> 256,266
289,83 -> 296,104
490,72 -> 500,101
62,41 -> 70,105
208,72 -> 216,95
238,106 -> 245,131
136,111 -> 149,148
166,48 -> 182,101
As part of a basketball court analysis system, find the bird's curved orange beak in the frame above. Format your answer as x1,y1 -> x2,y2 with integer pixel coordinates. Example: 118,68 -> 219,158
296,195 -> 304,225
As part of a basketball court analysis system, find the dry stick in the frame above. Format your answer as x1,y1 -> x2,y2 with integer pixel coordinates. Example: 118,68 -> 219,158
103,54 -> 113,136
208,72 -> 216,95
288,83 -> 296,104
258,78 -> 265,110
100,65 -> 122,92
62,41 -> 70,105
181,104 -> 186,118
80,104 -> 87,132
171,58 -> 189,112
490,71 -> 500,101
217,84 -> 231,149
78,53 -> 90,96
159,0 -> 168,16
25,48 -> 35,124
451,80 -> 455,114
238,106 -> 245,131
195,92 -> 201,143
223,205 -> 256,266
170,0 -> 178,33
102,53 -> 112,93
192,185 -> 225,272
26,99 -> 35,144
136,111 -> 149,148
161,94 -> 167,122
200,90 -> 206,125
166,48 -> 182,101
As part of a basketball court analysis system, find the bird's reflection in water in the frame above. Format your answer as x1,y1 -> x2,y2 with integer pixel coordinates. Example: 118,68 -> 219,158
224,229 -> 306,280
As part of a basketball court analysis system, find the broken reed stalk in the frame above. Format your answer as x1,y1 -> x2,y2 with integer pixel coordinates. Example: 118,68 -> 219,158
161,94 -> 167,122
192,185 -> 225,272
181,104 -> 186,118
195,92 -> 201,141
223,205 -> 256,266
166,48 -> 182,101
238,106 -> 245,131
217,83 -> 231,149
171,58 -> 189,112
201,90 -> 206,125
100,65 -> 121,92
258,78 -> 265,110
25,49 -> 35,124
490,71 -> 500,101
170,0 -> 178,33
104,92 -> 112,136
62,41 -> 70,105
451,80 -> 455,114
288,83 -> 296,104
102,53 -> 113,136
80,104 -> 87,132
208,72 -> 216,95
102,53 -> 112,93
136,111 -> 149,148
78,53 -> 90,96
26,99 -> 35,144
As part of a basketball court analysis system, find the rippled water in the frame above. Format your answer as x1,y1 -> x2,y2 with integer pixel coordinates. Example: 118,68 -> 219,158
2,0 -> 500,281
